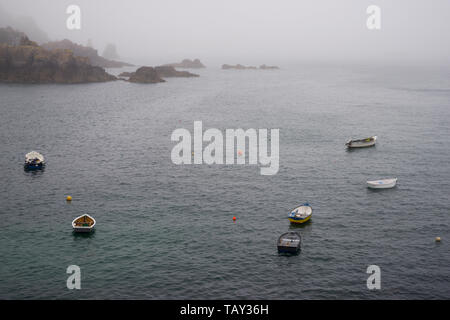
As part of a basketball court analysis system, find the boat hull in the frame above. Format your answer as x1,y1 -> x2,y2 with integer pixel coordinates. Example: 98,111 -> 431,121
288,215 -> 312,224
346,136 -> 377,148
277,246 -> 300,254
72,227 -> 94,233
277,232 -> 301,254
24,163 -> 44,170
367,178 -> 397,189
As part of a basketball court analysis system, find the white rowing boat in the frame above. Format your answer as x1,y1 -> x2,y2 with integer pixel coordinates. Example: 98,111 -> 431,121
346,136 -> 377,148
72,214 -> 96,233
367,178 -> 397,189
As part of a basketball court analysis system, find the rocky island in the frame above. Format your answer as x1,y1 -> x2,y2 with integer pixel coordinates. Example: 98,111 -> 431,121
119,65 -> 198,83
0,27 -> 116,84
222,64 -> 279,70
127,67 -> 165,84
164,58 -> 205,68
222,64 -> 257,70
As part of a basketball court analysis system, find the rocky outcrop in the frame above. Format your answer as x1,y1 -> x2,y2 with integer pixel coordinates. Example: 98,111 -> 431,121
102,43 -> 120,60
118,71 -> 133,77
0,6 -> 49,44
259,64 -> 279,70
0,28 -> 116,84
42,39 -> 133,68
154,66 -> 198,78
222,64 -> 256,70
120,65 -> 198,83
0,26 -> 36,46
222,64 -> 279,70
128,67 -> 165,83
164,58 -> 205,68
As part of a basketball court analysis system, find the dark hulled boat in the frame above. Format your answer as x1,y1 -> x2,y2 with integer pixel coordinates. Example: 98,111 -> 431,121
277,232 -> 301,254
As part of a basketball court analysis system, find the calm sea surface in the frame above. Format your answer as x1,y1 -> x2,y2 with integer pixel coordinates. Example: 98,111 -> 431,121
0,64 -> 449,299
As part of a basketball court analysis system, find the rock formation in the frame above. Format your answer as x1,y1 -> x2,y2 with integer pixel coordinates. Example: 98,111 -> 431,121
259,64 -> 279,70
128,67 -> 165,83
222,64 -> 256,70
120,66 -> 198,83
0,27 -> 116,84
154,66 -> 198,78
118,71 -> 133,77
164,58 -> 205,68
0,6 -> 49,44
222,63 -> 279,70
0,26 -> 34,46
102,43 -> 120,61
42,39 -> 133,68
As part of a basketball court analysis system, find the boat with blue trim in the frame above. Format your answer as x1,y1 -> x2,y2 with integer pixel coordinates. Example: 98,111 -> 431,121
24,151 -> 45,170
288,203 -> 312,224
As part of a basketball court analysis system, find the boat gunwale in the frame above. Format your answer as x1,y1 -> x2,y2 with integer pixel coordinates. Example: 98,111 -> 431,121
72,214 -> 96,229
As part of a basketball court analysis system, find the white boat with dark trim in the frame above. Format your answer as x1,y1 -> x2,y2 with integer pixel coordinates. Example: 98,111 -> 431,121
367,178 -> 397,189
346,136 -> 377,148
72,214 -> 96,233
24,151 -> 45,170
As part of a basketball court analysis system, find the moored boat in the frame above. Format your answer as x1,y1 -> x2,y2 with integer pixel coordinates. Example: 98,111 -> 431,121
72,214 -> 96,233
288,203 -> 312,224
346,136 -> 377,148
24,151 -> 45,170
277,232 -> 301,254
367,178 -> 397,189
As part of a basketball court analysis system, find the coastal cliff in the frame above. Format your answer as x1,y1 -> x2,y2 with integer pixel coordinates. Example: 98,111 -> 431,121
0,27 -> 116,84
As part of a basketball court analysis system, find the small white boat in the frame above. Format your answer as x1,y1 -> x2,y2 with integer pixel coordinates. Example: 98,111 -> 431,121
367,178 -> 397,189
72,214 -> 96,233
288,203 -> 313,224
346,136 -> 377,148
24,151 -> 45,170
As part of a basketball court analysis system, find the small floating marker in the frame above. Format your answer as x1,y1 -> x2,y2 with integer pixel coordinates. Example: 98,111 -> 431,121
237,150 -> 243,156
192,151 -> 194,156
233,216 -> 236,222
436,237 -> 441,242
66,196 -> 72,201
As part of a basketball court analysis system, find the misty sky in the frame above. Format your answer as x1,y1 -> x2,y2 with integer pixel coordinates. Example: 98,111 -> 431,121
1,0 -> 450,66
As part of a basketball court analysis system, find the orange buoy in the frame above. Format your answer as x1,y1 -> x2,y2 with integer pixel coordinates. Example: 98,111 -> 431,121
233,216 -> 236,221
66,195 -> 72,201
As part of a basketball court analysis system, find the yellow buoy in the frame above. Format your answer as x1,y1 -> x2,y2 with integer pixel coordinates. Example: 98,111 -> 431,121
66,196 -> 72,201
436,237 -> 441,242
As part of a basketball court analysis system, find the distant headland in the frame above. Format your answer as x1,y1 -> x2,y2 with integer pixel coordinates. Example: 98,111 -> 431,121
0,27 -> 116,84
41,39 -> 133,69
222,64 -> 279,70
